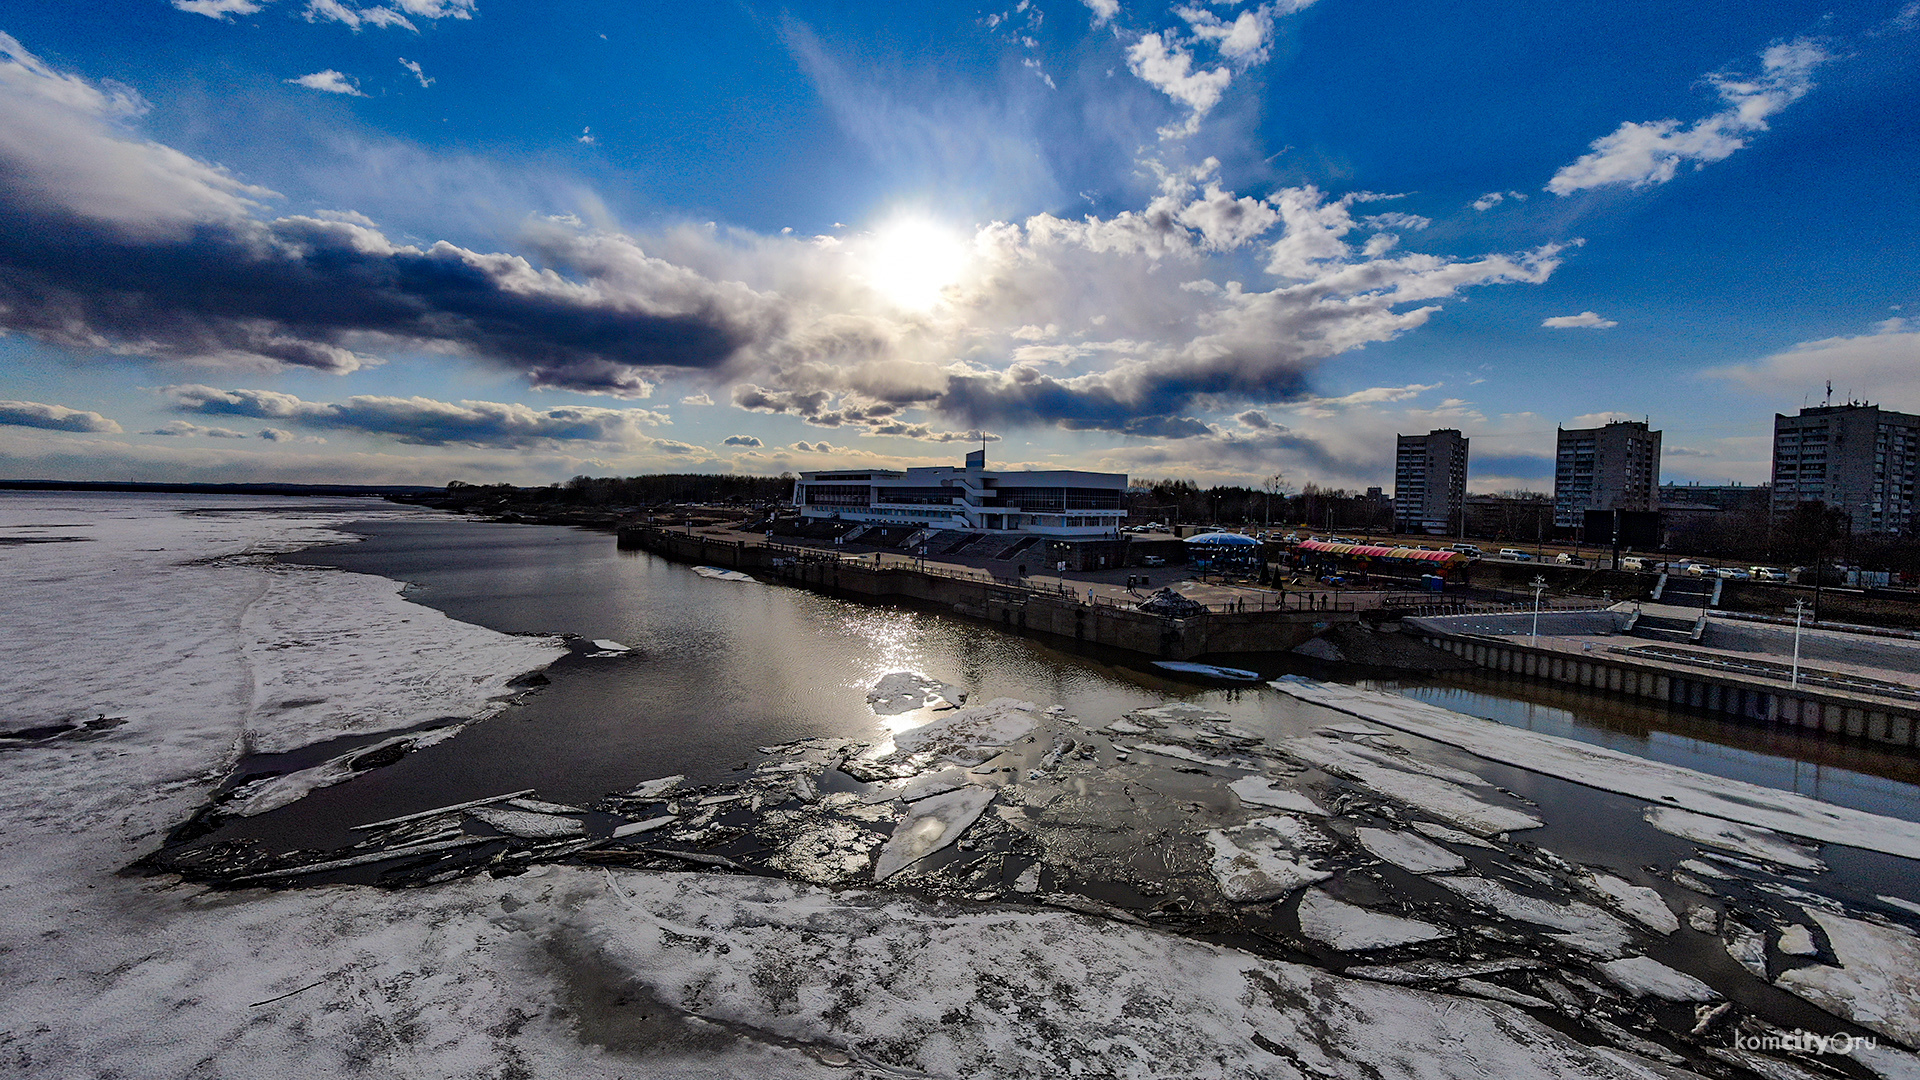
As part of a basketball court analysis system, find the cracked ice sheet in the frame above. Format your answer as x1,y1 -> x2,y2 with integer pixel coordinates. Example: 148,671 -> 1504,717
1271,677 -> 1920,862
885,698 -> 1037,765
1775,909 -> 1920,1049
590,870 -> 1702,1080
0,495 -> 783,1080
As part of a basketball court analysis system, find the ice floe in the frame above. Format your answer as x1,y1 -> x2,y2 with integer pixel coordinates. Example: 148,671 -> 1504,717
886,698 -> 1037,766
1775,910 -> 1920,1048
1596,957 -> 1719,1002
1228,775 -> 1328,816
872,785 -> 996,882
1776,923 -> 1817,956
1581,873 -> 1680,935
1355,826 -> 1467,874
1271,677 -> 1920,862
466,806 -> 585,839
1282,735 -> 1543,837
1295,888 -> 1452,950
1205,814 -> 1332,901
1642,808 -> 1826,873
1435,876 -> 1636,957
865,671 -> 964,714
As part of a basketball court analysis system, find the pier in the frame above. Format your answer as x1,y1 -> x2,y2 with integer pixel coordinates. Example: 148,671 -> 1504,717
618,524 -> 1361,660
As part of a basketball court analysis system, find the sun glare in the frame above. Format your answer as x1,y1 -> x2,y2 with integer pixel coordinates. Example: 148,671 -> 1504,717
862,218 -> 971,312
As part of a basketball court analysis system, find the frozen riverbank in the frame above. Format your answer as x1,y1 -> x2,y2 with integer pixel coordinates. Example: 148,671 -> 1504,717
4,493 -> 1918,1079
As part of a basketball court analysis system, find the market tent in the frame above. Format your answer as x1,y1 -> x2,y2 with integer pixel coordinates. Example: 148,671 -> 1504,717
1296,539 -> 1465,566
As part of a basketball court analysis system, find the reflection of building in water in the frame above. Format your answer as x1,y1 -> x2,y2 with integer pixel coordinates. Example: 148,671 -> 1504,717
793,449 -> 1127,536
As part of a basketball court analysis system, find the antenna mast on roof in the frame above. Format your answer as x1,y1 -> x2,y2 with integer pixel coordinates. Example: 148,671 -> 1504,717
1825,380 -> 1833,407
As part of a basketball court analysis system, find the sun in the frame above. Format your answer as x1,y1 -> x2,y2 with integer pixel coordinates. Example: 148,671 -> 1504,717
861,217 -> 971,312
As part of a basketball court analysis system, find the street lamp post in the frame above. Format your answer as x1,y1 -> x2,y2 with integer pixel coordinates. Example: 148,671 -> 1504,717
1530,574 -> 1548,646
1788,598 -> 1810,688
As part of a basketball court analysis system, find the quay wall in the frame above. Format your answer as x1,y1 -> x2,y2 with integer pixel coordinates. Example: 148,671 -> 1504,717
1412,629 -> 1920,751
618,526 -> 1342,660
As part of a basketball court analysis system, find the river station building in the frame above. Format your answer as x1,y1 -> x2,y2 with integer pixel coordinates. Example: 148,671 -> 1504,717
792,449 -> 1128,536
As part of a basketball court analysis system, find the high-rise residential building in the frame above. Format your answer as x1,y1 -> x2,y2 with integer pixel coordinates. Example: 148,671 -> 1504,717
1393,429 -> 1468,534
1553,420 -> 1661,528
1771,403 -> 1920,536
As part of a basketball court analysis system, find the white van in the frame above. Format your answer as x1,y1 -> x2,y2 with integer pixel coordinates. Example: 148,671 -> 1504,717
1620,556 -> 1648,571
1450,543 -> 1483,558
1497,548 -> 1533,561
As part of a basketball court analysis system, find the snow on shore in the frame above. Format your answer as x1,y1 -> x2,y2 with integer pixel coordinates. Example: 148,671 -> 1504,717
1270,677 -> 1920,861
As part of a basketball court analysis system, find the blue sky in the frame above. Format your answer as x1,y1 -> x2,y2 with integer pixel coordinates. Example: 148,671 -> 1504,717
1,0 -> 1916,490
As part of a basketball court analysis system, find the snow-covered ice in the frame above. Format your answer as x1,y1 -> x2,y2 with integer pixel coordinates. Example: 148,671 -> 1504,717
467,806 -> 586,839
1434,876 -> 1636,957
1271,678 -> 1920,861
1581,872 -> 1680,935
1227,775 -> 1327,816
1295,888 -> 1452,951
1776,924 -> 1817,956
1775,909 -> 1920,1048
1282,735 -> 1543,837
1642,808 -> 1826,873
1355,826 -> 1467,874
1595,957 -> 1719,1002
1205,815 -> 1333,901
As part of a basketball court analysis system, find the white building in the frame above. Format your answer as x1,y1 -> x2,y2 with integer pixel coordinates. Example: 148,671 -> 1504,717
793,450 -> 1127,535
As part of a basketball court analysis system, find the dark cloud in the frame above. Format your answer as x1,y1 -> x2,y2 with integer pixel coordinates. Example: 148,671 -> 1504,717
0,38 -> 777,398
161,385 -> 671,449
0,399 -> 121,433
722,434 -> 763,447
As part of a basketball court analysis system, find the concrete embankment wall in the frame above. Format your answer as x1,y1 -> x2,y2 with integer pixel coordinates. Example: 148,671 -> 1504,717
1411,630 -> 1920,750
618,526 -> 1341,660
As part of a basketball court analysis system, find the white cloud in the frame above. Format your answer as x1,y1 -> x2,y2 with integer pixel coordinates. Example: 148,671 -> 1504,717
722,434 -> 763,448
1470,190 -> 1527,212
1126,32 -> 1232,135
286,70 -> 367,97
1082,0 -> 1120,28
1702,320 -> 1920,400
1569,411 -> 1637,427
0,399 -> 122,434
172,0 -> 269,18
578,126 -> 595,145
146,420 -> 250,438
398,57 -> 433,88
1361,212 -> 1430,232
301,0 -> 469,31
1548,39 -> 1827,195
1541,311 -> 1617,329
680,393 -> 715,406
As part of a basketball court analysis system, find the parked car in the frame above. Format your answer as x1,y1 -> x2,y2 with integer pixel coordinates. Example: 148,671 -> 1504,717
1751,566 -> 1791,582
1555,553 -> 1588,566
1497,548 -> 1534,561
1141,555 -> 1166,566
1450,543 -> 1484,558
1712,566 -> 1751,580
1680,562 -> 1712,575
1620,556 -> 1649,571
